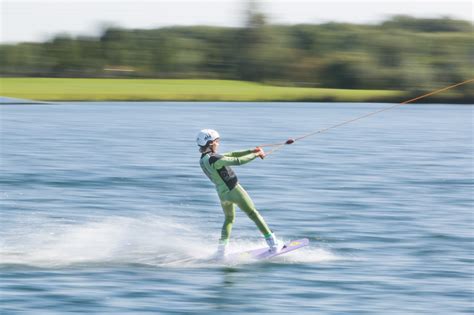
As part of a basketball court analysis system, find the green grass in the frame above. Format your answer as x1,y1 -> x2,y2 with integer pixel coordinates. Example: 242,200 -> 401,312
0,78 -> 405,102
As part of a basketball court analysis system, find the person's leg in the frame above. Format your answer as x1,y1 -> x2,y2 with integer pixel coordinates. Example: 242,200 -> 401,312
229,184 -> 272,237
220,200 -> 236,243
214,200 -> 235,258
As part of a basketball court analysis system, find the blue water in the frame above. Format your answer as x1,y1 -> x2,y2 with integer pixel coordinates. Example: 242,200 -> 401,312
0,102 -> 472,314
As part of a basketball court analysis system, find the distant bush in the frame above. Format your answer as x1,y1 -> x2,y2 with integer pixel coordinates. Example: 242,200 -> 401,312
0,15 -> 472,97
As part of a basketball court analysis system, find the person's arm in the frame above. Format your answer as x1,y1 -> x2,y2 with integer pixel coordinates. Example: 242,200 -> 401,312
222,149 -> 254,158
213,152 -> 258,168
213,147 -> 265,168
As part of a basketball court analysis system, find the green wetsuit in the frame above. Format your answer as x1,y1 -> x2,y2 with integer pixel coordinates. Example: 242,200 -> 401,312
200,149 -> 272,243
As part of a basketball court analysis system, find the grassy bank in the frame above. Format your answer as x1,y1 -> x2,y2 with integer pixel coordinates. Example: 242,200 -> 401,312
0,78 -> 407,102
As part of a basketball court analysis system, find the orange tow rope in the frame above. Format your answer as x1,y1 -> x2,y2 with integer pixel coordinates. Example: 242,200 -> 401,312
259,78 -> 474,157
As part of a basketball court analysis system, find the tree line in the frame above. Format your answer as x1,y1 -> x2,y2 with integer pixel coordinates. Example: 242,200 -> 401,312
1,14 -> 472,95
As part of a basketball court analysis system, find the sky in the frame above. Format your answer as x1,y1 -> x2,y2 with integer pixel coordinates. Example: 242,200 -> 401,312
1,0 -> 472,43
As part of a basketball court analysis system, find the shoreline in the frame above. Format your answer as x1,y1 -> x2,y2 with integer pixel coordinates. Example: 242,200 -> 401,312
2,98 -> 472,106
1,78 -> 472,104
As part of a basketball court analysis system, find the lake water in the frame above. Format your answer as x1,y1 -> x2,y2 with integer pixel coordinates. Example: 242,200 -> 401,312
0,102 -> 472,314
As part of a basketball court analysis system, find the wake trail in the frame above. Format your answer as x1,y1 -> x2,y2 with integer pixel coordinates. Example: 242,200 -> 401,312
0,215 -> 341,268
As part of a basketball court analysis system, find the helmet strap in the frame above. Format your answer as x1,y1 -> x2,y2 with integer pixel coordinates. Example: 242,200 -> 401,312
200,145 -> 212,154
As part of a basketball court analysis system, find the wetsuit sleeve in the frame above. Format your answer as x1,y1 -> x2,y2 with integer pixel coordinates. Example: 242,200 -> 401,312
213,152 -> 258,168
222,149 -> 254,158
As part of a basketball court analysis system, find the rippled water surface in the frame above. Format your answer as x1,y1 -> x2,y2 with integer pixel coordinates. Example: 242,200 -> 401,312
1,102 -> 472,314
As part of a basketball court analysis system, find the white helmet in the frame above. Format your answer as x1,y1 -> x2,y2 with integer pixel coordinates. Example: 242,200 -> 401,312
196,129 -> 220,147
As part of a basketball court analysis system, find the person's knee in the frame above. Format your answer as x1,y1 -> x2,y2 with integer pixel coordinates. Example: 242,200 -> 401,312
224,214 -> 235,224
246,209 -> 259,221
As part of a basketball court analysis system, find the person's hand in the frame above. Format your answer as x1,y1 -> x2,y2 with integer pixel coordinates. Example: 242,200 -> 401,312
254,147 -> 266,159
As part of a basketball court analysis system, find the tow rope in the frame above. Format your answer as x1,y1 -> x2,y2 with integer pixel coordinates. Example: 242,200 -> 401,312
259,78 -> 474,156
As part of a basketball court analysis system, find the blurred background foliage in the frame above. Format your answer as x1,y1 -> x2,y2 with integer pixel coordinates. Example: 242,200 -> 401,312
0,10 -> 472,98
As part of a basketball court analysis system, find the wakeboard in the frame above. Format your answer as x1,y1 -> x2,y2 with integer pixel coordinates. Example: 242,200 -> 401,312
225,238 -> 309,261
